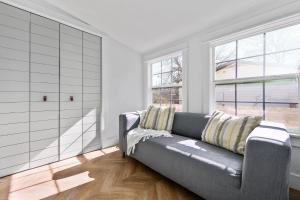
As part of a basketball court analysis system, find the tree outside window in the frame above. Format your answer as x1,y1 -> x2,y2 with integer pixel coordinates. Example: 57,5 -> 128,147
151,55 -> 183,111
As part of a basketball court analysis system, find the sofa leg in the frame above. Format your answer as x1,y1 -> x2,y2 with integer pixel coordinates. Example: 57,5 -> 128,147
122,152 -> 126,158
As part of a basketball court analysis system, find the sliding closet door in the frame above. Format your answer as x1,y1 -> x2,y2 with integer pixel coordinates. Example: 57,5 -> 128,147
83,33 -> 101,153
30,14 -> 59,168
60,25 -> 83,160
0,3 -> 30,176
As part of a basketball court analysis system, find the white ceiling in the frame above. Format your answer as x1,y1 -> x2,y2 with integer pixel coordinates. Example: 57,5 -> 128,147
7,0 -> 300,53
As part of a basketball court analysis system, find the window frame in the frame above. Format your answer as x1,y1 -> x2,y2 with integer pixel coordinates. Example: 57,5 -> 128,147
146,50 -> 187,111
209,14 -> 300,134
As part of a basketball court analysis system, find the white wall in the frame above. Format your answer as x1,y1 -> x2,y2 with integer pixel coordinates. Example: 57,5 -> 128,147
102,37 -> 143,148
143,2 -> 300,190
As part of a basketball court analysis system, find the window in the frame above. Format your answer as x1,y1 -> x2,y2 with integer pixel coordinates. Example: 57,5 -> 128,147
151,54 -> 183,111
213,24 -> 300,132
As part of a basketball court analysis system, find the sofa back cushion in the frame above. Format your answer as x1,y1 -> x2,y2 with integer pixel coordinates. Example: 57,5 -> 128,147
140,105 -> 160,129
155,107 -> 176,131
140,105 -> 176,131
202,110 -> 262,154
171,112 -> 210,140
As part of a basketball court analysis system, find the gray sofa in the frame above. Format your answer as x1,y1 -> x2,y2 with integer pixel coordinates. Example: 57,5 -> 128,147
119,112 -> 291,200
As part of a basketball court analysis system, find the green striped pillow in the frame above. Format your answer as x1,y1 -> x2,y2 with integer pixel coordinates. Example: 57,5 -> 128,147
155,106 -> 176,131
140,105 -> 160,129
140,105 -> 176,131
202,110 -> 262,154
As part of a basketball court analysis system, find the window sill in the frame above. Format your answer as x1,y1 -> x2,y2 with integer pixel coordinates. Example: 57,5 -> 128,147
290,133 -> 300,139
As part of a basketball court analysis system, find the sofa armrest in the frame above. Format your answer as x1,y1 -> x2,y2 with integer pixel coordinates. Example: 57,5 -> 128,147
119,112 -> 140,155
241,121 -> 291,200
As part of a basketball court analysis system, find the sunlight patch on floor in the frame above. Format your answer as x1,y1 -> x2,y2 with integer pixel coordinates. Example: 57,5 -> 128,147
9,169 -> 53,192
101,146 -> 119,154
0,147 -> 119,200
50,157 -> 83,173
9,180 -> 58,200
56,171 -> 95,191
83,150 -> 105,160
8,171 -> 94,200
10,165 -> 51,179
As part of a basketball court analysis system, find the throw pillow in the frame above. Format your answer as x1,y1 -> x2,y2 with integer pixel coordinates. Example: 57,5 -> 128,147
202,110 -> 262,154
139,105 -> 176,132
139,105 -> 160,129
155,106 -> 176,131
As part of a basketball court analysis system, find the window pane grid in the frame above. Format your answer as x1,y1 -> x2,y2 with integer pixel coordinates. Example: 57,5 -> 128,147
214,24 -> 300,131
215,38 -> 300,81
215,78 -> 299,131
151,55 -> 183,111
216,47 -> 300,66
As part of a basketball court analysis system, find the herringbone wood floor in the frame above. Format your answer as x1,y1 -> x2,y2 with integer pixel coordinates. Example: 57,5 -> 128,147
0,146 -> 299,200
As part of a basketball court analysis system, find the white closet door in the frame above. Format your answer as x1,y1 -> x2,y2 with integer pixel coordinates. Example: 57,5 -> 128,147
0,3 -> 30,177
30,14 -> 59,168
60,25 -> 83,160
83,33 -> 101,153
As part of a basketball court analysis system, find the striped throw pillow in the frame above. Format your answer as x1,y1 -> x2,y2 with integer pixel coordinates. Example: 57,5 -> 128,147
140,105 -> 160,129
139,105 -> 176,131
202,110 -> 262,154
155,106 -> 176,131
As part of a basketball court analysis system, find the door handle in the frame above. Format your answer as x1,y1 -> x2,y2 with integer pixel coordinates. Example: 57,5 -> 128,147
43,96 -> 47,102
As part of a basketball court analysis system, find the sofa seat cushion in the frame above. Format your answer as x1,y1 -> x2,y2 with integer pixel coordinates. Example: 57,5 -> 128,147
132,134 -> 243,190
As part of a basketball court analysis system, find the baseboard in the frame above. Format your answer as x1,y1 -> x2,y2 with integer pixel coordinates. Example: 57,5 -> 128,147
290,172 -> 300,191
102,137 -> 118,148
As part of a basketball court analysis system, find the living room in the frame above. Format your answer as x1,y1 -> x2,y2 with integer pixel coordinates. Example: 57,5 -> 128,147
0,0 -> 300,199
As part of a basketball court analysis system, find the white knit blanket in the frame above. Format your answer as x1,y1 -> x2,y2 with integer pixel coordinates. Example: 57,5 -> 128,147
126,128 -> 172,155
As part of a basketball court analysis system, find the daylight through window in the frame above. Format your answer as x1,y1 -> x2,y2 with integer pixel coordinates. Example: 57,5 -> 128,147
214,24 -> 300,131
151,54 -> 183,111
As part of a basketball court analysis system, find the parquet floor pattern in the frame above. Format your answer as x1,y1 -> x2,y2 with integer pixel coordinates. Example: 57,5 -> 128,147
0,146 -> 299,200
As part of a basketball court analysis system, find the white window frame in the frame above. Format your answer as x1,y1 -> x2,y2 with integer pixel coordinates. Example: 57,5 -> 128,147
209,13 -> 300,134
145,50 -> 188,111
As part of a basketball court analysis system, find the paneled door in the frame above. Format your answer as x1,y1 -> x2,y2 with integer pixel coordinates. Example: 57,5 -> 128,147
0,2 -> 102,177
30,14 -> 59,168
59,25 -> 83,160
82,33 -> 101,153
0,3 -> 30,176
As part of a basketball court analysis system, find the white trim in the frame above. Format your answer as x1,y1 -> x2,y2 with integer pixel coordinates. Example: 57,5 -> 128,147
209,13 -> 300,47
291,135 -> 300,147
152,85 -> 183,89
290,172 -> 300,191
102,137 -> 118,149
146,50 -> 183,64
143,62 -> 152,108
289,133 -> 300,138
208,44 -> 215,114
145,50 -> 188,111
144,42 -> 188,62
214,73 -> 300,85
182,49 -> 189,111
